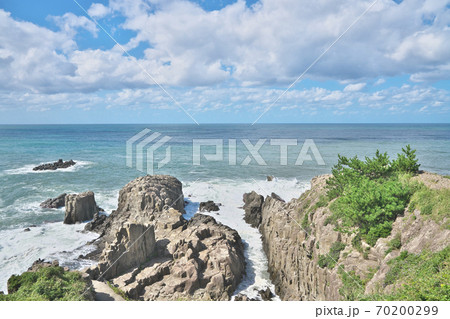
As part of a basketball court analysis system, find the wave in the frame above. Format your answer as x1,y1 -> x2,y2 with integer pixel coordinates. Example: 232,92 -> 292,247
0,222 -> 98,293
3,160 -> 95,175
182,177 -> 310,299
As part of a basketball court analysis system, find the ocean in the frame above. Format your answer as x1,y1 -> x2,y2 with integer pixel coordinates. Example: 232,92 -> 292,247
0,124 -> 449,295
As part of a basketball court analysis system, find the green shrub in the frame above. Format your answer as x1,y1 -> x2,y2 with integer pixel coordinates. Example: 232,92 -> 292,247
326,146 -> 418,246
314,195 -> 328,208
392,145 -> 420,174
0,266 -> 92,301
385,234 -> 402,255
318,242 -> 346,269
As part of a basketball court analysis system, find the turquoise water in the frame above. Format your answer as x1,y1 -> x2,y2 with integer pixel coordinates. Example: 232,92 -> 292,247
0,124 -> 449,294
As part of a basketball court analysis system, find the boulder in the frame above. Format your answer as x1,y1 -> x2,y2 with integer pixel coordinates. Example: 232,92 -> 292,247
64,191 -> 98,224
40,193 -> 66,209
267,176 -> 274,181
33,159 -> 76,171
199,200 -> 220,212
242,191 -> 264,228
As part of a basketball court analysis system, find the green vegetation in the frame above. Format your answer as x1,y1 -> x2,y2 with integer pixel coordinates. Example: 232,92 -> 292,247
368,247 -> 450,301
327,145 -> 420,246
0,266 -> 93,301
314,195 -> 328,209
409,185 -> 450,229
385,233 -> 402,255
318,242 -> 346,269
338,266 -> 377,301
301,211 -> 312,238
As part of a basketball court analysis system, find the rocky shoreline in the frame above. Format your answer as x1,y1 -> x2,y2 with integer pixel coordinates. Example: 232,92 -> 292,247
5,171 -> 448,301
242,172 -> 450,300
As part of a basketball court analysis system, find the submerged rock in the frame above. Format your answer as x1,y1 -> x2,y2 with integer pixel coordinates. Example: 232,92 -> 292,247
64,191 -> 98,224
199,200 -> 220,212
33,159 -> 76,171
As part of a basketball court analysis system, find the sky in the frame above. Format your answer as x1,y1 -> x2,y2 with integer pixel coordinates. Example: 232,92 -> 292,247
0,0 -> 449,124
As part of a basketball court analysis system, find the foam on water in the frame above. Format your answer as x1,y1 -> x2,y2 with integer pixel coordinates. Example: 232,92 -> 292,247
182,177 -> 310,299
3,160 -> 95,175
0,222 -> 98,293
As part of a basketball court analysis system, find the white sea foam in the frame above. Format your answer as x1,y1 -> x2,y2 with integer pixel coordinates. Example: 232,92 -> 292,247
94,190 -> 120,214
182,177 -> 310,300
3,160 -> 94,175
0,222 -> 98,293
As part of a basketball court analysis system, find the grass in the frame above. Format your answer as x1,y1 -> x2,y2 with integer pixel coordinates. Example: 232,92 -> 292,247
367,246 -> 450,301
0,266 -> 93,301
409,185 -> 450,229
107,281 -> 130,300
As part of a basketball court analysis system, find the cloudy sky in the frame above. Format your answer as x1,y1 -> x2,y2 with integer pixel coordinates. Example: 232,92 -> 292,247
0,0 -> 449,123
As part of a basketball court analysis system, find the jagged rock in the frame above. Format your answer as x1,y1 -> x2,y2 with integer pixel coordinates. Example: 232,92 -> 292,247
40,193 -> 67,209
243,191 -> 264,228
258,287 -> 274,300
270,192 -> 285,202
84,212 -> 107,233
267,176 -> 274,181
64,191 -> 98,224
33,159 -> 76,171
234,293 -> 257,301
23,228 -> 30,232
83,175 -> 245,301
259,173 -> 450,300
88,223 -> 156,280
199,200 -> 220,212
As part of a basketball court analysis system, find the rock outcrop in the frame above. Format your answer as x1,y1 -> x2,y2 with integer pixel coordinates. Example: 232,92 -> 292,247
84,175 -> 245,301
33,159 -> 76,171
64,191 -> 98,224
199,200 -> 220,212
242,191 -> 264,228
89,223 -> 156,280
256,172 -> 450,300
40,193 -> 67,209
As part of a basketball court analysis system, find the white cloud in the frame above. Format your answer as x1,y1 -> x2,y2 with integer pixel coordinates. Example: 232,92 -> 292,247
344,83 -> 366,92
0,0 -> 449,106
87,3 -> 112,19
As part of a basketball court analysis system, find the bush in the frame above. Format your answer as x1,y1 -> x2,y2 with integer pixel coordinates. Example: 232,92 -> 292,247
0,266 -> 92,301
318,242 -> 346,269
392,145 -> 420,174
326,146 -> 417,246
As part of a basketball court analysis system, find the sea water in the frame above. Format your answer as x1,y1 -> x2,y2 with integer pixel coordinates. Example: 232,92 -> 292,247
0,124 -> 449,295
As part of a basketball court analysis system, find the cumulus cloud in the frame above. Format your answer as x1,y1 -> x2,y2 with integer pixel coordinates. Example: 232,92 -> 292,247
344,83 -> 366,92
87,3 -> 112,19
0,0 -> 449,119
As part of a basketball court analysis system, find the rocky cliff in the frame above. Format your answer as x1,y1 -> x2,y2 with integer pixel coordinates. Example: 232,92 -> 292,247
84,175 -> 245,300
253,172 -> 449,300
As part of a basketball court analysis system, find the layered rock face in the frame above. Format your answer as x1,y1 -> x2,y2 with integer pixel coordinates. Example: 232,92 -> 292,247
85,175 -> 245,301
254,173 -> 450,300
64,191 -> 98,224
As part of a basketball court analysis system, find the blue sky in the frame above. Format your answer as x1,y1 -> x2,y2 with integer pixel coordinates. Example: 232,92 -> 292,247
0,0 -> 449,124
